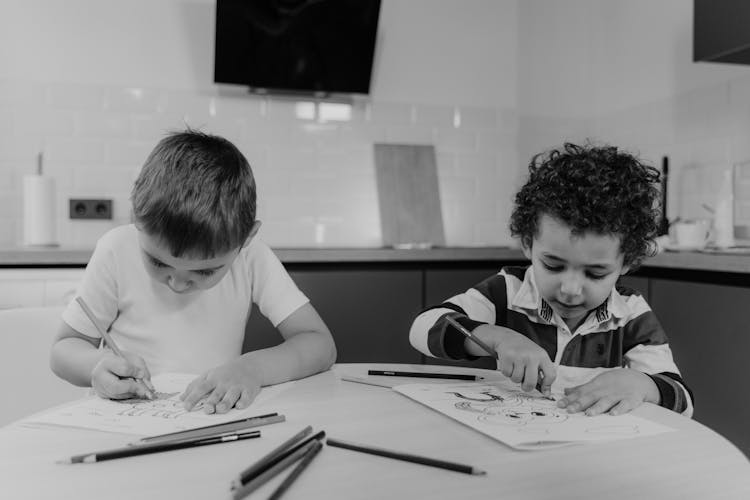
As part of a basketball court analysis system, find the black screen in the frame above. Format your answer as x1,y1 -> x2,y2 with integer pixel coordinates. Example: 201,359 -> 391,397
214,0 -> 381,95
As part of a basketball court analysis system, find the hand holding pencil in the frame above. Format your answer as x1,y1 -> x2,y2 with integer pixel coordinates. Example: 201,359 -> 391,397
76,297 -> 155,400
444,315 -> 556,399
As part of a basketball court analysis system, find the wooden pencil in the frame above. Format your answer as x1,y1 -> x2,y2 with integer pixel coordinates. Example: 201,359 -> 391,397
230,426 -> 313,490
231,436 -> 324,499
267,440 -> 323,500
326,437 -> 486,475
60,430 -> 261,464
75,296 -> 155,398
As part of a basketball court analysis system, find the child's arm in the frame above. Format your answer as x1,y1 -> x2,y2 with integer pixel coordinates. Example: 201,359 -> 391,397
50,321 -> 154,399
557,301 -> 693,417
180,302 -> 335,413
413,311 -> 556,395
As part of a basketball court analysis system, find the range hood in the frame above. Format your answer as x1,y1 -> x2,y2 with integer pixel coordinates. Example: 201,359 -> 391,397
694,0 -> 750,65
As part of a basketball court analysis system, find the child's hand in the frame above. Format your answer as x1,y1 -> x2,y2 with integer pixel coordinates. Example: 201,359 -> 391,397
556,368 -> 660,416
475,325 -> 556,395
91,351 -> 154,400
180,359 -> 262,414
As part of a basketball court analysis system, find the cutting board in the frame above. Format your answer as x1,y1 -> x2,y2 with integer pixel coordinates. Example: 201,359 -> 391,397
374,143 -> 445,248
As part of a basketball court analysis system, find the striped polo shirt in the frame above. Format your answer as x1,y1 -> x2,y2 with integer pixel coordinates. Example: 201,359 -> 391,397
409,266 -> 693,416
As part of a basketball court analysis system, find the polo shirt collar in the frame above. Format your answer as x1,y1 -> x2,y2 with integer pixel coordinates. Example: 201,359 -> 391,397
510,266 -> 632,324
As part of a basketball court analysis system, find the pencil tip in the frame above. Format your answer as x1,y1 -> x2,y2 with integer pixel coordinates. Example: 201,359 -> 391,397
473,469 -> 487,475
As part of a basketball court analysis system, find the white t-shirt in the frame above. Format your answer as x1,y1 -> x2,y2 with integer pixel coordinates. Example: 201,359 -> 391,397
62,224 -> 309,375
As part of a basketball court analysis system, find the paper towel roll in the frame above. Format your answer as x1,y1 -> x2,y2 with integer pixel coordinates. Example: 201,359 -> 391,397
23,174 -> 58,246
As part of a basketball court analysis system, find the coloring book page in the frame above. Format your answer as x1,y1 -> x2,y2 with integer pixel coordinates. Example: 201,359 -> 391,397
393,381 -> 675,450
20,373 -> 293,436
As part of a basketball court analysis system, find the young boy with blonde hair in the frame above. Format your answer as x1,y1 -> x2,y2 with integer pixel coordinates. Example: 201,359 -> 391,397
51,129 -> 336,413
410,142 -> 692,417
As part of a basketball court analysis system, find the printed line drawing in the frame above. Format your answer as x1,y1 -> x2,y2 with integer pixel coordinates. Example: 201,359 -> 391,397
22,373 -> 294,436
393,381 -> 674,450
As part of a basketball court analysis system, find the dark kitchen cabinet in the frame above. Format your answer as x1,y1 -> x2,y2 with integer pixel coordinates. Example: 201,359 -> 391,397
243,269 -> 423,363
649,277 -> 750,457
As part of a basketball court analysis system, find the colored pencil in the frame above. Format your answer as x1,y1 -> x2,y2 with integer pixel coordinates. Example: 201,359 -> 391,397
444,315 -> 498,360
368,369 -> 482,381
60,430 -> 261,464
326,437 -> 486,475
230,426 -> 313,490
232,432 -> 326,499
444,315 -> 555,400
75,296 -> 155,399
135,413 -> 283,445
266,440 -> 323,500
340,375 -> 395,388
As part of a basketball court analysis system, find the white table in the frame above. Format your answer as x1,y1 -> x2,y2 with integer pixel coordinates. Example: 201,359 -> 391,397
2,363 -> 749,499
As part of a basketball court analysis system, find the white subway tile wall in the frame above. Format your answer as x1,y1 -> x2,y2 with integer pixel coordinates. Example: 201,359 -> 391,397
520,75 -> 750,241
0,79 -> 519,249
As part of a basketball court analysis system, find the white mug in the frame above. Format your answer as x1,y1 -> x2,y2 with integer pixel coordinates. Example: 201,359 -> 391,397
673,220 -> 710,250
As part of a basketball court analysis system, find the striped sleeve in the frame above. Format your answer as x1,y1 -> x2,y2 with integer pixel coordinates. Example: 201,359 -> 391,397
621,295 -> 694,417
409,274 -> 505,360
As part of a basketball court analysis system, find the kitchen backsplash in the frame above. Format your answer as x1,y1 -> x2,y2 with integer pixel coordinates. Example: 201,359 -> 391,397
4,73 -> 750,250
521,73 -> 750,240
0,79 -> 520,249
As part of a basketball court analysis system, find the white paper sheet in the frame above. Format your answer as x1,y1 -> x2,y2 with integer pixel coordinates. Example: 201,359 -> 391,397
20,373 -> 293,436
393,380 -> 675,450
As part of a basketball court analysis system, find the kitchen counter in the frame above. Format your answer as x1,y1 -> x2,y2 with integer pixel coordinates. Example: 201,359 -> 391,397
0,246 -> 525,267
3,246 -> 750,274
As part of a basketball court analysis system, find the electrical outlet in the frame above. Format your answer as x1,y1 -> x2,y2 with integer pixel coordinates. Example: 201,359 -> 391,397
69,199 -> 113,220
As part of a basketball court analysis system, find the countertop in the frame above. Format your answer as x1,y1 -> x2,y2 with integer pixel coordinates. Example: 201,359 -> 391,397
2,245 -> 750,274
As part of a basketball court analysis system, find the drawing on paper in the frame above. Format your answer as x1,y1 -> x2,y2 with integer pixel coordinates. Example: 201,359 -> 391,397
21,373 -> 294,436
113,393 -> 188,419
393,382 -> 675,450
450,389 -> 569,427
116,391 -> 180,404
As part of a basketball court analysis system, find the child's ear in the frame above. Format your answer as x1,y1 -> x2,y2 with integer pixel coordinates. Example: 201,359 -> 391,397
242,220 -> 262,248
620,264 -> 630,275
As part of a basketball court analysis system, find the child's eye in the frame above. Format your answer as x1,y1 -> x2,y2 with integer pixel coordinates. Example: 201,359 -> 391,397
149,257 -> 167,268
542,262 -> 563,272
194,269 -> 216,277
586,273 -> 607,281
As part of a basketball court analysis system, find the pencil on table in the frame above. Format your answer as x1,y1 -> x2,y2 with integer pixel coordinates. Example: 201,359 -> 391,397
231,431 -> 326,499
60,430 -> 261,464
326,437 -> 486,476
135,412 -> 284,445
231,425 -> 314,490
75,296 -> 155,399
266,440 -> 323,500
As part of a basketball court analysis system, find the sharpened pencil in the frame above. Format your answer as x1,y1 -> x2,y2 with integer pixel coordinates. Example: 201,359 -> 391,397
76,296 -> 155,399
267,440 -> 323,500
231,426 -> 313,490
340,375 -> 395,388
60,430 -> 261,464
231,433 -> 325,499
135,412 -> 283,444
368,370 -> 482,381
326,437 -> 486,475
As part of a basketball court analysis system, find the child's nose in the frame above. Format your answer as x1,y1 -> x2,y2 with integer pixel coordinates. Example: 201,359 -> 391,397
560,273 -> 583,296
167,275 -> 192,292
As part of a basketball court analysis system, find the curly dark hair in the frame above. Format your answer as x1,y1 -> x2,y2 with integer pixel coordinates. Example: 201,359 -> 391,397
509,142 -> 661,268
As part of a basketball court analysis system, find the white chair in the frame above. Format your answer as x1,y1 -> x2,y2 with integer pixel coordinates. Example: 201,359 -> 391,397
0,307 -> 85,426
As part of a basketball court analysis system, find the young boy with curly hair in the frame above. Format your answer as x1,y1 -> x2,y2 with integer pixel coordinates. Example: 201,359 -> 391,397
410,142 -> 693,417
50,129 -> 336,413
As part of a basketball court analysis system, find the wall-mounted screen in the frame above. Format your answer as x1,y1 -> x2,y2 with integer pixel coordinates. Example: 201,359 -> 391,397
214,0 -> 381,96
